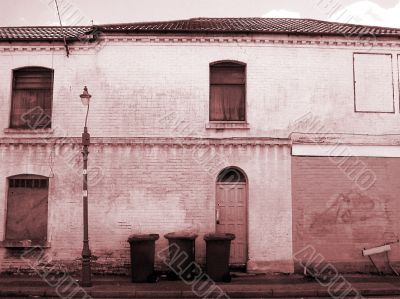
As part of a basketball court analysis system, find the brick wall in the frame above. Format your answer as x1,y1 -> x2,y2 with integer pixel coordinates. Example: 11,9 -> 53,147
1,35 -> 399,274
0,37 -> 399,139
292,156 -> 400,273
0,141 -> 293,274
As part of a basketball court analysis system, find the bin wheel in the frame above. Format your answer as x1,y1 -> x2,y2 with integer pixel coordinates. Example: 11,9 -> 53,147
167,271 -> 179,281
147,272 -> 159,283
222,274 -> 232,283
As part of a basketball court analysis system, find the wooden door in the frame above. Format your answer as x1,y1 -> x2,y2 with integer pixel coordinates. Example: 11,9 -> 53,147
216,182 -> 247,265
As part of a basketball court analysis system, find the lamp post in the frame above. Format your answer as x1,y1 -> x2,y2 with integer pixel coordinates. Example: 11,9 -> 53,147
80,86 -> 92,287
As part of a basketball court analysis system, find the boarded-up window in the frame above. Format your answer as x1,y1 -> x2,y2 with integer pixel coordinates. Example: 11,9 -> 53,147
10,67 -> 53,129
210,62 -> 246,121
353,53 -> 394,113
6,175 -> 49,242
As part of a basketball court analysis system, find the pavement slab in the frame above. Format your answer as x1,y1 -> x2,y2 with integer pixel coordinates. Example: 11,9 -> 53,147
0,274 -> 399,298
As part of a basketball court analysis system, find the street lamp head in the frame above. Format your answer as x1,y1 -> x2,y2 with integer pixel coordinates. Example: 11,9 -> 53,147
80,86 -> 92,106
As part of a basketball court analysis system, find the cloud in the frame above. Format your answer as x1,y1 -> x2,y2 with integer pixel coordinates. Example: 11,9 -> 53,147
330,0 -> 400,28
262,9 -> 301,18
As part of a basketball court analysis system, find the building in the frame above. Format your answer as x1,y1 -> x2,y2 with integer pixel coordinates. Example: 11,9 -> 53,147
0,18 -> 400,275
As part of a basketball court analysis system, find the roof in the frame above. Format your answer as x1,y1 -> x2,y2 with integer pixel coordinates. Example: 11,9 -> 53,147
1,18 -> 400,41
100,18 -> 400,37
0,26 -> 91,41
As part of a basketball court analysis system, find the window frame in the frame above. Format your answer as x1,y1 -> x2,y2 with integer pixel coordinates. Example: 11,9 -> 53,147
209,60 -> 247,122
352,52 -> 395,114
9,66 -> 54,129
2,174 -> 50,248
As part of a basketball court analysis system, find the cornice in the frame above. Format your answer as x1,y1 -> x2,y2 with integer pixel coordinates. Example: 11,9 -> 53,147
3,134 -> 400,148
102,35 -> 400,49
0,45 -> 93,52
291,133 -> 400,146
0,137 -> 291,147
3,133 -> 400,146
1,34 -> 400,52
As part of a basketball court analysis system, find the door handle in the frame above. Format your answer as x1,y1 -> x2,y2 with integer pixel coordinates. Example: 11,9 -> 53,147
216,208 -> 220,224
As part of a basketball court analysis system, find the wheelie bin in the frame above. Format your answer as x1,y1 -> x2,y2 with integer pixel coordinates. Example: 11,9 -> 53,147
204,233 -> 235,282
164,232 -> 198,280
127,234 -> 159,282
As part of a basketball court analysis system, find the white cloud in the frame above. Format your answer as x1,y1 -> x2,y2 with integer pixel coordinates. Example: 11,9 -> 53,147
330,0 -> 400,28
262,9 -> 301,18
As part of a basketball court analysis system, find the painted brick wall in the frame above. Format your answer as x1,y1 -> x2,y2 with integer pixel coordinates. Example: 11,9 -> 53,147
1,35 -> 399,274
292,156 -> 400,273
0,142 -> 292,274
0,37 -> 399,139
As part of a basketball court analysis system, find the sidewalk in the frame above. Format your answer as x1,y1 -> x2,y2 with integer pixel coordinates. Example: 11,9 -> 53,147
0,273 -> 400,298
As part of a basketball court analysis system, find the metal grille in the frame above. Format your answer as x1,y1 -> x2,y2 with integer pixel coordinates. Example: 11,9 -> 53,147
9,178 -> 48,189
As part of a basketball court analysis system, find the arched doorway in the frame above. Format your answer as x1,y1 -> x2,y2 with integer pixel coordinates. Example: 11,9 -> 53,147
216,167 -> 248,266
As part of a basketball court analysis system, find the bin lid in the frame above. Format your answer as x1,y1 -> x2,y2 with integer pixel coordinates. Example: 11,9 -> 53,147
127,234 -> 159,242
204,233 -> 235,241
164,232 -> 198,240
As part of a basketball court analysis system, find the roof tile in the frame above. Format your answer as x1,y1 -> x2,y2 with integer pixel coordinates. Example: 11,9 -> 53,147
1,18 -> 400,41
0,26 -> 92,41
100,18 -> 400,36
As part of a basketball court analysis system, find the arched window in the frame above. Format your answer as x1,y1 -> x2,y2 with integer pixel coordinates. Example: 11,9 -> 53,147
10,67 -> 54,129
5,174 -> 49,245
210,61 -> 246,121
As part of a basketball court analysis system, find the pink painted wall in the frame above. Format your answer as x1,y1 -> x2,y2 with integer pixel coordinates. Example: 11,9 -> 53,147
292,156 -> 400,273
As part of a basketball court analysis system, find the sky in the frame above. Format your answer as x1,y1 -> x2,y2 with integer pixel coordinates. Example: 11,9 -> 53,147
0,0 -> 400,28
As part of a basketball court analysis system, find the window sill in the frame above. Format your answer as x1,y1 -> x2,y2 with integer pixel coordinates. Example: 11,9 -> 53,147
206,122 -> 250,130
3,128 -> 54,134
0,240 -> 51,248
